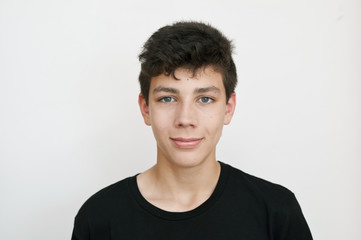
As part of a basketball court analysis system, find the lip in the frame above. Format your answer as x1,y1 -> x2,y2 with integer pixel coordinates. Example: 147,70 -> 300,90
170,137 -> 203,149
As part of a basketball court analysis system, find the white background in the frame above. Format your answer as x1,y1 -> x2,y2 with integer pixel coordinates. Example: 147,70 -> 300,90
1,0 -> 360,239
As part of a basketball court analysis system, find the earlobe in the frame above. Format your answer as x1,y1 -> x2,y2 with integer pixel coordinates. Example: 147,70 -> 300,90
138,93 -> 151,126
224,93 -> 236,125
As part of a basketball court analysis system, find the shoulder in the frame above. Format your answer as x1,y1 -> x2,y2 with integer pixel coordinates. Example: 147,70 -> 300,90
226,163 -> 294,198
223,162 -> 300,214
75,176 -> 134,220
222,163 -> 313,239
72,176 -> 138,239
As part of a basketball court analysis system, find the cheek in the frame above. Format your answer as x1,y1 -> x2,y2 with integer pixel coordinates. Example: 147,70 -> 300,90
202,111 -> 225,135
202,105 -> 226,123
149,109 -> 172,135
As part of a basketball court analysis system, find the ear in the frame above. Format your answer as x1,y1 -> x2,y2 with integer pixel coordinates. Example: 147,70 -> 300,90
224,92 -> 236,125
138,93 -> 151,126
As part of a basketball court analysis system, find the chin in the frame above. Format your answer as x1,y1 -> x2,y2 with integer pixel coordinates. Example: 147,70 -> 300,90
168,153 -> 211,169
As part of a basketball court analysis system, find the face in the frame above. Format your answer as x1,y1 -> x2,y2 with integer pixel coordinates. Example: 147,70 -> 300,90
139,67 -> 236,168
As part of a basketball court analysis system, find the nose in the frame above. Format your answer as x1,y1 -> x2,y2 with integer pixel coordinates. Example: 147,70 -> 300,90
174,101 -> 198,128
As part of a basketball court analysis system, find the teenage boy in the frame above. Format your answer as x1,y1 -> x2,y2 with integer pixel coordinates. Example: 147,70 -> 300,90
72,21 -> 313,239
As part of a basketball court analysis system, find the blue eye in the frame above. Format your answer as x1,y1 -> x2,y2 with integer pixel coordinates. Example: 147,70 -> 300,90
199,97 -> 213,103
160,97 -> 174,103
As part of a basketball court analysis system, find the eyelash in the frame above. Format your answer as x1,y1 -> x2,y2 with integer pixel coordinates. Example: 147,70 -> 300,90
158,96 -> 175,103
199,96 -> 214,104
157,96 -> 215,104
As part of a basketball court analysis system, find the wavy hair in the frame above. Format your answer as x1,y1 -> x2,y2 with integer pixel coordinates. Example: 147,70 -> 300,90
138,21 -> 237,104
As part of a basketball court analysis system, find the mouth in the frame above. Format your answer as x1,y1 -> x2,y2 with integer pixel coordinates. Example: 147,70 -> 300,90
170,137 -> 203,149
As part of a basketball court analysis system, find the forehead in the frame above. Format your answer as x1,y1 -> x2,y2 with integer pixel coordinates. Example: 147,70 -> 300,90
149,67 -> 224,92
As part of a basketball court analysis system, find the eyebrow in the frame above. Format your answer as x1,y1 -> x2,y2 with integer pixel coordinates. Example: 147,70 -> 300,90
153,87 -> 179,94
194,86 -> 221,94
152,85 -> 221,95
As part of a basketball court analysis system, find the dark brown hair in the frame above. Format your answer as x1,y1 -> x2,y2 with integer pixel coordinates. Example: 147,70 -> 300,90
138,21 -> 237,104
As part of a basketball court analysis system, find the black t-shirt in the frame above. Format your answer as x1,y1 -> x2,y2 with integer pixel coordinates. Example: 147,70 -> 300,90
72,162 -> 313,239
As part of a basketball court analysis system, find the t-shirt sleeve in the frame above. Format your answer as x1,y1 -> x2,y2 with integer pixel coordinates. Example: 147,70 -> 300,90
71,213 -> 90,240
270,192 -> 313,240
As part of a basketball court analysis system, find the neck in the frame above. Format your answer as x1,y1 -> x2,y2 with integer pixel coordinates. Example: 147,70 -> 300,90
137,157 -> 221,212
155,157 -> 220,194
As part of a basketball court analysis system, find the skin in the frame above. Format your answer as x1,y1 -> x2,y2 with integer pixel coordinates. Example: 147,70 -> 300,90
137,67 -> 236,212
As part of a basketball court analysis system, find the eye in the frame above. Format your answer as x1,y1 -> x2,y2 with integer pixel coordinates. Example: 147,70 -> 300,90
159,96 -> 175,103
199,96 -> 213,104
